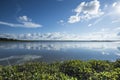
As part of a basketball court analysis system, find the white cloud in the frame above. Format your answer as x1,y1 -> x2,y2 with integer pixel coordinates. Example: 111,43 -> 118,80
0,16 -> 42,28
57,20 -> 65,25
0,21 -> 17,27
88,0 -> 120,26
21,21 -> 42,28
59,20 -> 64,23
103,1 -> 120,24
105,1 -> 120,17
68,15 -> 80,23
1,29 -> 120,40
112,2 -> 117,7
112,1 -> 120,15
68,0 -> 104,23
104,4 -> 108,8
0,33 -> 16,39
18,16 -> 31,22
88,24 -> 92,27
112,19 -> 120,23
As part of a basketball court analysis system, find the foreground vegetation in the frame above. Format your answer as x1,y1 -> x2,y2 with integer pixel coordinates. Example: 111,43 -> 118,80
0,59 -> 120,80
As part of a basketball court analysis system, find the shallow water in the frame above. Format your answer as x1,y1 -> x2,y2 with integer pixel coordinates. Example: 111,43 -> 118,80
0,41 -> 120,65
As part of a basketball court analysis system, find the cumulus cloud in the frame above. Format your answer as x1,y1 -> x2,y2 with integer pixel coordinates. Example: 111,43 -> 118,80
68,0 -> 104,23
0,33 -> 16,39
0,16 -> 42,28
1,29 -> 120,40
68,15 -> 80,23
18,16 -> 32,22
86,0 -> 120,26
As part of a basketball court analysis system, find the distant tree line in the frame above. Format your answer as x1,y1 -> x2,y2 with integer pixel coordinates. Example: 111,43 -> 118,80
0,38 -> 18,41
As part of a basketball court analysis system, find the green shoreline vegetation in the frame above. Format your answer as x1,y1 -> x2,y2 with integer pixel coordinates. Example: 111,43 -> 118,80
0,59 -> 120,80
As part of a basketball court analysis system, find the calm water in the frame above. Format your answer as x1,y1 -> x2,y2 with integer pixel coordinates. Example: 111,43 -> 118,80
0,41 -> 120,65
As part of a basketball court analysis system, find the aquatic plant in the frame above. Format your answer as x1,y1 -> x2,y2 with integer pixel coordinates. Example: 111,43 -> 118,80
0,59 -> 120,80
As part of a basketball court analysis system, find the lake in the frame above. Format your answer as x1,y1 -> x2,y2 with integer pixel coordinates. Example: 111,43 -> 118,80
0,41 -> 120,65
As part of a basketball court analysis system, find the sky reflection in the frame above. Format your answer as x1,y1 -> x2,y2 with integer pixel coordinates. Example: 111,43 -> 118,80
0,42 -> 120,65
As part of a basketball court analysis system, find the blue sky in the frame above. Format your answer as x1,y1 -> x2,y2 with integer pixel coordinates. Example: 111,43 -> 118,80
0,0 -> 120,40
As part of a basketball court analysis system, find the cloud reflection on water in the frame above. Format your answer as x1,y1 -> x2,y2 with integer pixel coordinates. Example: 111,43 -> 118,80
0,42 -> 120,65
0,42 -> 120,51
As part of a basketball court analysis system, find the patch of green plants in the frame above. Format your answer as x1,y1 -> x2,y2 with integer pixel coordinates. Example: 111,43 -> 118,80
0,59 -> 120,80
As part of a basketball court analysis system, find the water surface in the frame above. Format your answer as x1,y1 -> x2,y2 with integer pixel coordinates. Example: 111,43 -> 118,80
0,41 -> 120,65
